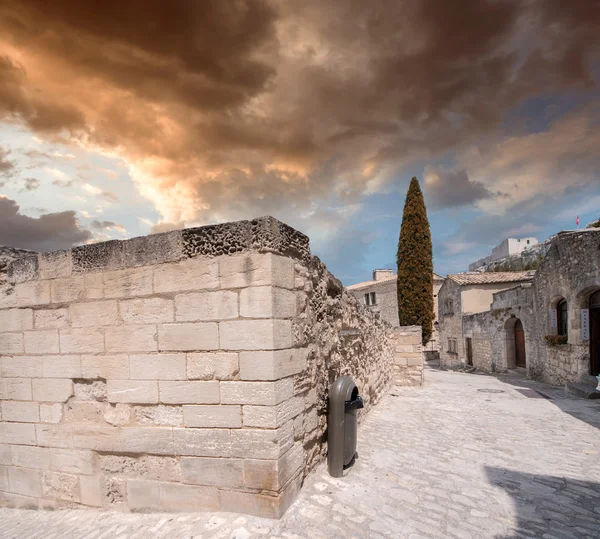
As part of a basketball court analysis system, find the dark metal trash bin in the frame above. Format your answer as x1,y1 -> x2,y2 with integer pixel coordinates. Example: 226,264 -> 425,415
327,375 -> 364,477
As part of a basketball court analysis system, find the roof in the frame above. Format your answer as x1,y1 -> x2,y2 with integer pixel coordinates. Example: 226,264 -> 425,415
346,271 -> 445,290
447,271 -> 535,286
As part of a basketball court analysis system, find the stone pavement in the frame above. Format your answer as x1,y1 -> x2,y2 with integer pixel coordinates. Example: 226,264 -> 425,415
2,367 -> 600,538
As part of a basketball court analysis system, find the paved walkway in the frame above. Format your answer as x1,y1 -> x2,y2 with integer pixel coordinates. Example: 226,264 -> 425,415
2,368 -> 600,538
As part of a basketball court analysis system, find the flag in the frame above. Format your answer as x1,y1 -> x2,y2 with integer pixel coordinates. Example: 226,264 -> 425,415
576,216 -> 580,226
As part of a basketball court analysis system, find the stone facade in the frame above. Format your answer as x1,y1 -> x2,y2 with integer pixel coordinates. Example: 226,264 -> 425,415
450,230 -> 600,386
469,237 -> 539,271
0,217 -> 396,518
347,270 -> 444,354
438,272 -> 535,368
390,326 -> 424,386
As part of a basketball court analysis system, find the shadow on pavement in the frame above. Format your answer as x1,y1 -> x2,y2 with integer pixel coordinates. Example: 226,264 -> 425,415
485,466 -> 600,538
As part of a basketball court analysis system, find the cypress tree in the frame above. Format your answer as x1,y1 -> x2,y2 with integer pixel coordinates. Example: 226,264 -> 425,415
396,177 -> 434,344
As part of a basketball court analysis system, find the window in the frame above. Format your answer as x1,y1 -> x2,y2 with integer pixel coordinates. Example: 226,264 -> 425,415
370,292 -> 377,305
447,338 -> 457,353
364,293 -> 370,306
444,299 -> 454,315
557,299 -> 568,337
527,240 -> 530,245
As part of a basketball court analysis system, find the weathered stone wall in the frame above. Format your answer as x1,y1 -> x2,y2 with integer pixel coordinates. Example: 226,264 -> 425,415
438,279 -> 463,367
0,216 -> 394,517
289,257 -> 394,475
391,326 -> 424,386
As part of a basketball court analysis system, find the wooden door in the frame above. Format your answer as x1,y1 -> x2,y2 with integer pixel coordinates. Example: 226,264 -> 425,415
515,319 -> 526,368
466,338 -> 473,366
591,308 -> 600,376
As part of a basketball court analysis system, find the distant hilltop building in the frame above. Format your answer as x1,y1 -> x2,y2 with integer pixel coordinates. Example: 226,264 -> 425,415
469,237 -> 539,271
347,269 -> 445,356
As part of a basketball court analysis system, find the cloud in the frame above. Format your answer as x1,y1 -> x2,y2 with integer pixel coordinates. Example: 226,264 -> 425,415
424,166 -> 495,209
82,183 -> 119,202
21,177 -> 40,191
0,195 -> 92,251
90,220 -> 126,234
0,146 -> 16,185
0,0 -> 598,228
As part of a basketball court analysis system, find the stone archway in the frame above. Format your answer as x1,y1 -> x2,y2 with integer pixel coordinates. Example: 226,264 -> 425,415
590,290 -> 600,376
504,317 -> 526,370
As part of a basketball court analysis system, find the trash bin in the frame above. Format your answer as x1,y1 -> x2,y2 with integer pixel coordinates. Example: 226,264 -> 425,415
327,375 -> 364,477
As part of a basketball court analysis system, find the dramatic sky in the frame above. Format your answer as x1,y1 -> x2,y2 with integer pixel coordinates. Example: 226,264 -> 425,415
0,1 -> 599,284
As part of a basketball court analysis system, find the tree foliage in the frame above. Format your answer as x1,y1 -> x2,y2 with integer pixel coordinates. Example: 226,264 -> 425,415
396,177 -> 434,344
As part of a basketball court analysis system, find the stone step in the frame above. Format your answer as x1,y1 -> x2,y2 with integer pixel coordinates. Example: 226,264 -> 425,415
566,381 -> 600,399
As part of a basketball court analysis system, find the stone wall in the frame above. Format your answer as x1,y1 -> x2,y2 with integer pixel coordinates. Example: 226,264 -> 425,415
391,326 -> 424,386
438,278 -> 463,367
0,216 -> 395,517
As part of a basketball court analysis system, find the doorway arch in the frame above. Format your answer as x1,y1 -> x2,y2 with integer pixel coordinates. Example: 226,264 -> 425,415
504,317 -> 526,370
590,290 -> 600,376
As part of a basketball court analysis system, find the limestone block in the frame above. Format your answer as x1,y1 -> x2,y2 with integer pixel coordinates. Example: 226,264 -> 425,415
161,482 -> 219,512
0,284 -> 17,309
103,266 -> 153,299
70,300 -> 119,327
407,356 -> 423,366
42,355 -> 81,378
104,403 -> 131,426
120,297 -> 174,324
1,401 -> 39,423
73,380 -> 106,401
133,405 -> 182,426
173,428 -> 231,457
107,380 -> 158,404
11,445 -> 51,470
32,379 -> 73,402
127,479 -> 161,510
122,230 -> 182,268
129,354 -> 186,380
0,465 -> 6,491
0,444 -> 10,465
0,423 -> 36,445
243,396 -> 304,428
0,308 -> 33,331
220,319 -> 292,350
154,258 -> 219,294
40,403 -> 63,423
175,291 -> 238,322
4,378 -> 32,400
15,280 -> 51,306
180,457 -> 243,488
81,354 -> 129,379
183,405 -> 241,428
99,454 -> 181,482
219,253 -> 295,289
34,308 -> 69,329
158,322 -> 218,351
80,475 -> 103,507
220,488 -> 289,519
220,379 -> 294,406
239,348 -> 307,380
24,329 -> 60,354
8,467 -> 41,497
42,471 -> 80,502
187,352 -> 239,380
50,277 -> 84,304
239,286 -> 296,318
243,443 -> 304,491
119,427 -> 174,455
159,381 -> 219,404
7,255 -> 38,284
230,423 -> 293,459
105,325 -> 157,353
71,426 -> 119,451
83,274 -> 104,299
0,490 -> 39,508
0,333 -> 24,354
36,424 -> 73,448
39,250 -> 71,280
59,328 -> 104,353
63,401 -> 105,423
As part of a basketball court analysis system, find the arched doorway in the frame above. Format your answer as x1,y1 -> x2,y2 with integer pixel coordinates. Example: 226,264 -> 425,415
590,290 -> 600,376
514,319 -> 526,368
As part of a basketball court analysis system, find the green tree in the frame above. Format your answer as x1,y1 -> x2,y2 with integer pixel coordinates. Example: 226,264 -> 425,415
396,177 -> 434,344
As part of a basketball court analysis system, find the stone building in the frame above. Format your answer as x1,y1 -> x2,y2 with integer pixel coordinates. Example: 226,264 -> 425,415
458,229 -> 600,387
438,272 -> 535,367
0,216 -> 423,516
347,269 -> 445,353
469,236 -> 539,271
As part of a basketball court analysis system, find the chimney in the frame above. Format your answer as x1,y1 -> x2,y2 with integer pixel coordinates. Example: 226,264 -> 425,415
372,269 -> 394,281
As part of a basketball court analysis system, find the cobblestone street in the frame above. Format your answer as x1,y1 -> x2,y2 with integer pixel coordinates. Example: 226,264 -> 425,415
2,367 -> 600,539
